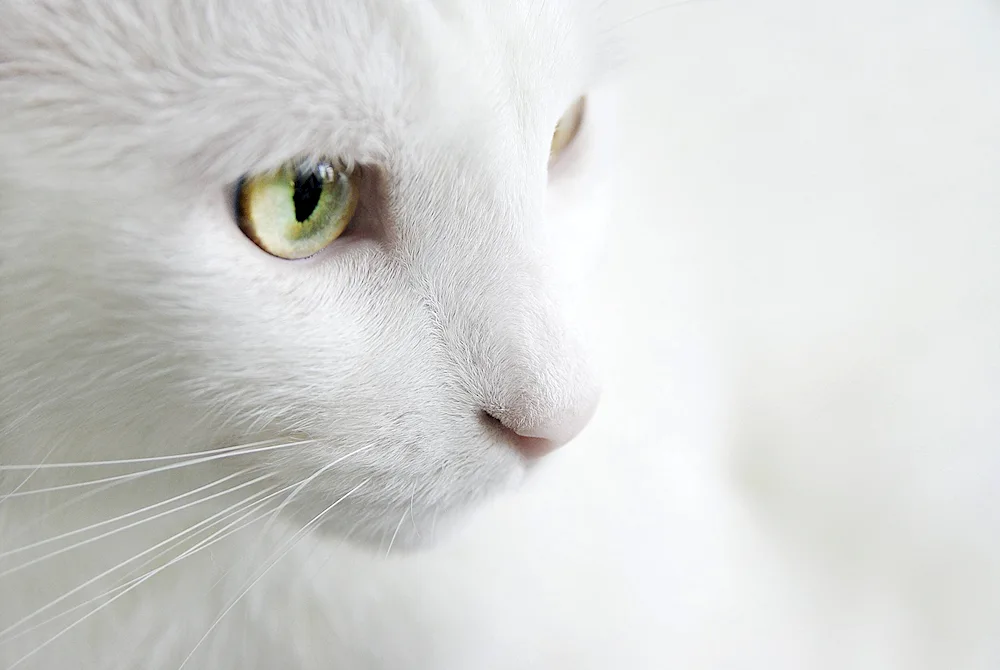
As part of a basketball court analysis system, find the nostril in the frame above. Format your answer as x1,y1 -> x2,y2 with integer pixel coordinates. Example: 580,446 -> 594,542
479,395 -> 598,459
480,411 -> 560,459
513,435 -> 560,459
490,390 -> 600,446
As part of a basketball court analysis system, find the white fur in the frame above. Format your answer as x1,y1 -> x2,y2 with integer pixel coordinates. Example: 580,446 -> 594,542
0,0 -> 616,546
0,0 -> 624,667
4,0 -> 1000,668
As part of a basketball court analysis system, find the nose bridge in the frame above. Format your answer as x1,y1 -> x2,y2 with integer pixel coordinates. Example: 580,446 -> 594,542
415,199 -> 597,441
392,152 -> 599,446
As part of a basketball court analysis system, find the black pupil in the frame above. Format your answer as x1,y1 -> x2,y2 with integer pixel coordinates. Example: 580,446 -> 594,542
292,171 -> 325,222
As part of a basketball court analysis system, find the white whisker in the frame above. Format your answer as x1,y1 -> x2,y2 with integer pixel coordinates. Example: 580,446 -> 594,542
2,440 -> 312,498
408,482 -> 420,539
0,468 -> 254,560
176,478 -> 371,670
251,442 -> 377,556
201,466 -> 341,594
2,490 -> 287,669
2,491 -> 283,647
0,437 -> 314,471
119,480 -> 304,588
0,472 -> 274,579
384,508 -> 407,559
7,477 -> 141,544
0,483 -> 280,641
0,443 -> 60,506
5,439 -> 305,542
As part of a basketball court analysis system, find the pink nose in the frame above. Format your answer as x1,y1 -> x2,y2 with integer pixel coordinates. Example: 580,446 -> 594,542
487,394 -> 600,459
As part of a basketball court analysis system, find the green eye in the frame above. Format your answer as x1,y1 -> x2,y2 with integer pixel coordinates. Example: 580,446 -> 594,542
549,96 -> 585,165
236,160 -> 359,260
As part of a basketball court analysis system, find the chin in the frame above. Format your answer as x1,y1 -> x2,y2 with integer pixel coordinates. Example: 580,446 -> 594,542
266,444 -> 528,555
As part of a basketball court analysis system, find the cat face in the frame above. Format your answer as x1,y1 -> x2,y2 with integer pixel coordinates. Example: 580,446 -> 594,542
0,0 -> 619,549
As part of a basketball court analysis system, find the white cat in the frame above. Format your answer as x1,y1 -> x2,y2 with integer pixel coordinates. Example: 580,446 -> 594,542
0,1 -> 660,668
5,0 -> 1000,669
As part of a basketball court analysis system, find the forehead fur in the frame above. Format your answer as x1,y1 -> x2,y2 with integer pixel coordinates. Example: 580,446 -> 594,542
0,0 -> 617,184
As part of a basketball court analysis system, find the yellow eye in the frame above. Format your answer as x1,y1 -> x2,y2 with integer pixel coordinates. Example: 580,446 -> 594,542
549,96 -> 586,165
236,160 -> 359,260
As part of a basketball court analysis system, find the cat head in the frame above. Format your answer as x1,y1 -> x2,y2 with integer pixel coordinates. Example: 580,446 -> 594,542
0,0 -> 620,549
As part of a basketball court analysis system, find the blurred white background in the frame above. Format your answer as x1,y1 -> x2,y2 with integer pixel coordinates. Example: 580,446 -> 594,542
585,0 -> 1000,667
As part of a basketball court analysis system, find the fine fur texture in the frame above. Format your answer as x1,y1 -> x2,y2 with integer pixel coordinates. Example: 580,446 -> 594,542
5,0 -> 1000,669
0,1 -> 627,667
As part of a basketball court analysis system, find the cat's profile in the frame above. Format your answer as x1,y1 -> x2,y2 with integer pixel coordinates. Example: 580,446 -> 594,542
0,0 -> 633,667
8,1 -> 999,668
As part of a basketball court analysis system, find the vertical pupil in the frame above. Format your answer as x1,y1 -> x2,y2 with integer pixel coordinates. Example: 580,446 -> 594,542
292,170 -> 324,222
